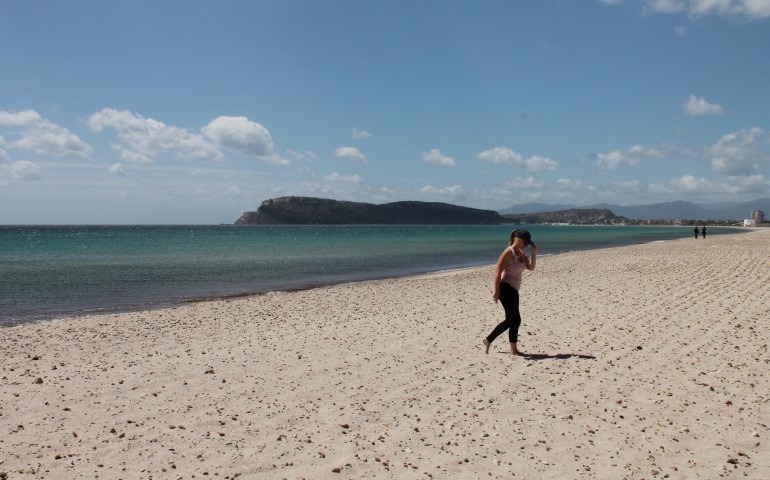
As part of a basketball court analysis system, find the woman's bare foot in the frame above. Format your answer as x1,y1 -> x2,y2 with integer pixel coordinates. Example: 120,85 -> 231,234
510,343 -> 525,356
483,338 -> 490,354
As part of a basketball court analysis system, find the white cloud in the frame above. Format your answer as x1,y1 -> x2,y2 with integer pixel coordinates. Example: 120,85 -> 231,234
703,127 -> 769,175
324,172 -> 364,183
683,95 -> 724,116
641,0 -> 770,19
287,149 -> 318,162
525,155 -> 558,172
477,162 -> 768,207
675,25 -> 687,36
0,148 -> 40,185
476,147 -> 557,172
477,147 -> 523,165
644,0 -> 687,14
108,163 -> 126,177
591,126 -> 768,183
503,176 -> 545,190
688,0 -> 770,19
420,184 -> 462,195
0,109 -> 93,158
489,177 -> 591,205
3,160 -> 41,181
202,116 -> 288,165
556,178 -> 586,189
596,145 -> 664,170
421,149 -> 456,167
660,173 -> 769,197
720,173 -> 769,194
334,146 -> 368,164
202,116 -> 272,156
601,0 -> 770,20
668,174 -> 713,192
352,128 -> 373,139
88,108 -> 223,163
0,110 -> 42,127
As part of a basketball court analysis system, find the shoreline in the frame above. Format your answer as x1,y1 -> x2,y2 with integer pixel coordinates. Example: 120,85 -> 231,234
3,227 -> 756,329
2,230 -> 768,478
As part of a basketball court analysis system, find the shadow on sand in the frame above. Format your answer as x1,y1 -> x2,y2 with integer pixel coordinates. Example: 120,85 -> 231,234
521,353 -> 596,361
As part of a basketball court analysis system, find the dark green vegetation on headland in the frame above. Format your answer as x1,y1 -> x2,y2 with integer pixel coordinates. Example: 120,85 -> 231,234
235,197 -> 506,225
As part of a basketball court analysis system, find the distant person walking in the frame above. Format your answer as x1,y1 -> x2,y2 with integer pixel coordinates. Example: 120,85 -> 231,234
701,225 -> 706,239
694,226 -> 699,239
483,228 -> 537,356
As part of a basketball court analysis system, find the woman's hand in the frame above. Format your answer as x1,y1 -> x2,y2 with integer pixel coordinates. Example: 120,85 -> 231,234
525,243 -> 538,271
492,290 -> 500,303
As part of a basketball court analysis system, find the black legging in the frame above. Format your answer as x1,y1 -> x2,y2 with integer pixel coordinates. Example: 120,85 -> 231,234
487,282 -> 521,344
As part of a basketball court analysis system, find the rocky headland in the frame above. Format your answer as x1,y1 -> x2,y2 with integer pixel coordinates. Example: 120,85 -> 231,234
235,196 -> 507,225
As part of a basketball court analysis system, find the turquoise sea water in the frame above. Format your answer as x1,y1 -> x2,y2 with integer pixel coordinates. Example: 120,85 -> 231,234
0,224 -> 744,326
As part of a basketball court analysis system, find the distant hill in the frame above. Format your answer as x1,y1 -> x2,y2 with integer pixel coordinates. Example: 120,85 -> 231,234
501,198 -> 770,221
503,209 -> 628,225
235,196 -> 507,225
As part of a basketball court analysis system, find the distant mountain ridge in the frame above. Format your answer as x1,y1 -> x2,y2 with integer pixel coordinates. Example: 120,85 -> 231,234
500,198 -> 770,221
235,196 -> 506,225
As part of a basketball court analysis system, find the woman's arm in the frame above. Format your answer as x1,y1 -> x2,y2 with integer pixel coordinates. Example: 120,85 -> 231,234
492,248 -> 512,303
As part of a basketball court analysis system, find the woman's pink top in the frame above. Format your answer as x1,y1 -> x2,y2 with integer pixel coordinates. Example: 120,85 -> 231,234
501,246 -> 527,291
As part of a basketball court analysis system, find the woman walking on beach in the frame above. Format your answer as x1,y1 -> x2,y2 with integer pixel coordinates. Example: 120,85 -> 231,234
483,228 -> 537,356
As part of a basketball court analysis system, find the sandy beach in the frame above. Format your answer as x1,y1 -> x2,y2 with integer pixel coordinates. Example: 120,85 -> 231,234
1,229 -> 768,479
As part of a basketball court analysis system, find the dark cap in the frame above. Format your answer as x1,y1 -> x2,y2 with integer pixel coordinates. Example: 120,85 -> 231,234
513,228 -> 533,246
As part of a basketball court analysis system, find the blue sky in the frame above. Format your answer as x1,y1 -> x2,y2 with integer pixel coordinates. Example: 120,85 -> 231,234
1,0 -> 769,224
